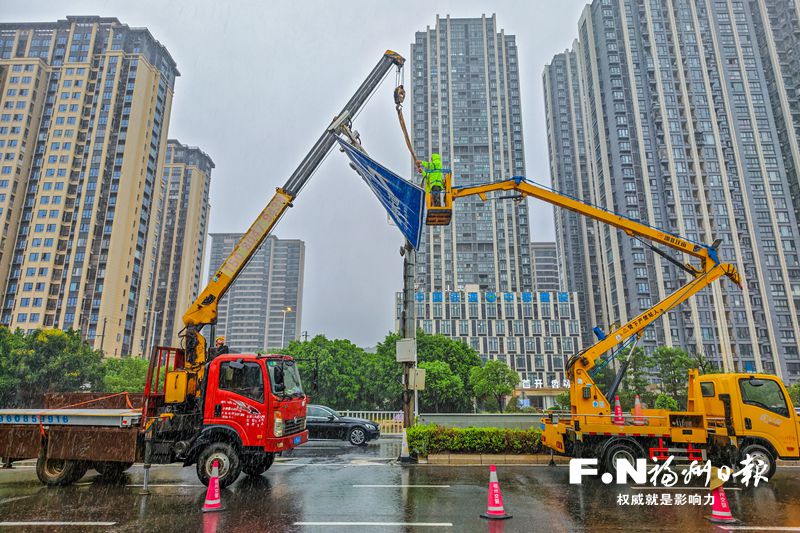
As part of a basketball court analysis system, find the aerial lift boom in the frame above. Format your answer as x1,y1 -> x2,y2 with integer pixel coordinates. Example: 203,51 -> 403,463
426,176 -> 741,418
178,50 -> 405,391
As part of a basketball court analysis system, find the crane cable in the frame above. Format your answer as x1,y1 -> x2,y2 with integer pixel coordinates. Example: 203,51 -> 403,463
393,66 -> 423,175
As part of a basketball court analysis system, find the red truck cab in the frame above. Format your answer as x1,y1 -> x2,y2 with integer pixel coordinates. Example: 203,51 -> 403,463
155,351 -> 308,488
202,354 -> 308,452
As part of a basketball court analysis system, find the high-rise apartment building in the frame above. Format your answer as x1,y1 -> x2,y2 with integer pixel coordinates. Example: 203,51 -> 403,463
530,241 -> 560,292
543,49 -> 605,348
397,15 -> 579,389
545,1 -> 800,380
209,234 -> 304,353
411,15 -> 531,292
0,17 -> 178,356
151,140 -> 213,349
749,1 -> 800,235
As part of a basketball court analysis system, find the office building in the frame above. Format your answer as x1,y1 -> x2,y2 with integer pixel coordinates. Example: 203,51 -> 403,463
209,234 -> 304,353
0,17 -> 178,356
397,15 -> 575,391
151,140 -> 213,349
545,1 -> 800,379
530,241 -> 560,292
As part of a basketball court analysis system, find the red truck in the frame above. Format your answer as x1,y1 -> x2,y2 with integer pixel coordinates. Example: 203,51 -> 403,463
0,348 -> 308,488
0,49 -> 408,489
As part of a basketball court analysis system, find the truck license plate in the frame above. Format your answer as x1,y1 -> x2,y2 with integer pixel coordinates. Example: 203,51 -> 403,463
293,435 -> 301,445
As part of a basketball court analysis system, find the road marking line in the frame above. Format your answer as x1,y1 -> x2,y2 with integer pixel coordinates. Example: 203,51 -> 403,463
352,484 -> 450,488
295,522 -> 452,527
126,484 -> 204,488
717,524 -> 800,531
0,496 -> 31,504
632,486 -> 742,491
0,522 -> 117,527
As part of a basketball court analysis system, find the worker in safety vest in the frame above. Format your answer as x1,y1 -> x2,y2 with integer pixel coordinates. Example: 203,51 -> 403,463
419,153 -> 444,206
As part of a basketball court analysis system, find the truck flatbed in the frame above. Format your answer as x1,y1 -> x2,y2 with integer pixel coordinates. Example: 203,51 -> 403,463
0,408 -> 141,428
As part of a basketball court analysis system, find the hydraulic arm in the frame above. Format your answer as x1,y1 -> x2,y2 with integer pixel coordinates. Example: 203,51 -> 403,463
430,176 -> 741,416
180,50 -> 405,381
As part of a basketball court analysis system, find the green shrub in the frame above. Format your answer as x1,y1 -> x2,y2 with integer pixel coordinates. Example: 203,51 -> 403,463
406,424 -> 541,456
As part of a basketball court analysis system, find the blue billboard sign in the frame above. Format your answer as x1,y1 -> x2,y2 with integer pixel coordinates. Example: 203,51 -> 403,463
337,139 -> 425,248
432,292 -> 443,302
468,292 -> 479,303
522,292 -> 533,303
539,292 -> 551,303
558,292 -> 569,302
449,292 -> 460,302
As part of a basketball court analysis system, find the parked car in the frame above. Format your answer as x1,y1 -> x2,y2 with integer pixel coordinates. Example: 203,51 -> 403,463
306,404 -> 380,445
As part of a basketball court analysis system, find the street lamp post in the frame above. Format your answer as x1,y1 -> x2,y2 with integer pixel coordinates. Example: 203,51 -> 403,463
148,309 -> 161,356
280,306 -> 293,348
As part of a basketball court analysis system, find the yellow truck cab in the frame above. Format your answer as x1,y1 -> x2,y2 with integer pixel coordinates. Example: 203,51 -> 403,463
540,370 -> 799,479
698,372 -> 800,477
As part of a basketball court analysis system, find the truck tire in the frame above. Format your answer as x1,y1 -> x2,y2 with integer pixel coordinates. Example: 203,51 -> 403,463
36,454 -> 88,486
740,443 -> 777,480
196,442 -> 241,489
94,461 -> 133,480
242,453 -> 274,477
603,441 -> 641,477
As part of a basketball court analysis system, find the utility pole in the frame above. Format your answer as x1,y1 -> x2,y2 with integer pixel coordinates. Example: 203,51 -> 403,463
400,240 -> 416,428
301,330 -> 309,342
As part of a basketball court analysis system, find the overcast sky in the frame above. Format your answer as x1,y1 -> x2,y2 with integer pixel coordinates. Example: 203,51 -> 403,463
5,1 -> 590,347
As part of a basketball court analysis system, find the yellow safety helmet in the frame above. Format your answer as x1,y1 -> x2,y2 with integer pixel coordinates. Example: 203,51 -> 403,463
215,336 -> 225,345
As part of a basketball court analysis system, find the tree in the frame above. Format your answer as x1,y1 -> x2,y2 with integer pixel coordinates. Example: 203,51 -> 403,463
691,352 -> 719,375
375,331 -> 481,412
0,328 -> 103,407
654,393 -> 679,411
617,346 -> 655,410
787,382 -> 800,408
469,360 -> 519,412
102,357 -> 149,393
649,346 -> 694,408
418,361 -> 464,413
553,391 -> 570,411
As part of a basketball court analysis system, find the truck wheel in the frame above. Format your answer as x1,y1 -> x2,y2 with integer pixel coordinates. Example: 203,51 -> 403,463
242,454 -> 274,477
603,441 -> 641,477
740,443 -> 776,479
348,427 -> 367,446
36,454 -> 88,486
196,442 -> 241,489
94,462 -> 133,480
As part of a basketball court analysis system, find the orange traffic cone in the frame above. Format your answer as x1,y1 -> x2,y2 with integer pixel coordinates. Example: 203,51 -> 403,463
613,395 -> 625,426
480,465 -> 512,520
632,395 -> 645,426
202,459 -> 225,513
707,485 -> 737,524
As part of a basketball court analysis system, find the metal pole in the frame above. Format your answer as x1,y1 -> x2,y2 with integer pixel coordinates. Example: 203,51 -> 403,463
400,240 -> 416,428
149,310 -> 161,355
281,310 -> 287,348
100,317 -> 107,352
140,424 -> 153,495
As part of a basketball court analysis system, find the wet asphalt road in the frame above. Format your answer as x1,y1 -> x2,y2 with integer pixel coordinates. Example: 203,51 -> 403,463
0,439 -> 799,532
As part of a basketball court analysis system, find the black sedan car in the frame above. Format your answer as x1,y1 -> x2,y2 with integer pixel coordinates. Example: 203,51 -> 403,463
306,404 -> 380,445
